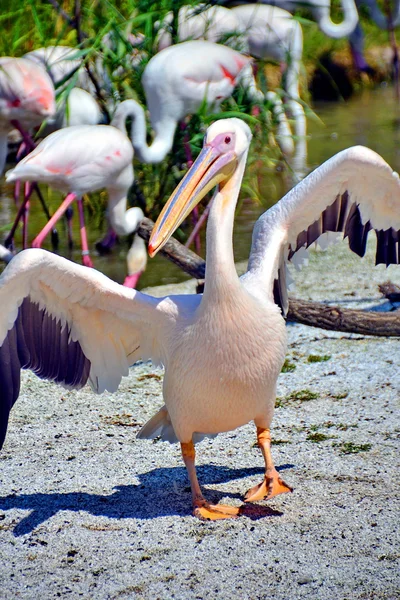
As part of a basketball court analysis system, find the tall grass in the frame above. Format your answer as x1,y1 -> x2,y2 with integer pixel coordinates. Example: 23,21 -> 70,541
2,0 -> 292,223
2,0 -> 392,228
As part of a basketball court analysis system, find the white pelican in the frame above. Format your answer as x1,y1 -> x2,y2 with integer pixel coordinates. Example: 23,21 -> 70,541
0,118 -> 399,520
6,123 -> 145,283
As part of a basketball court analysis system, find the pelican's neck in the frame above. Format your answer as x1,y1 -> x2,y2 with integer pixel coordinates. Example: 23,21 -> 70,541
202,152 -> 248,302
111,99 -> 177,164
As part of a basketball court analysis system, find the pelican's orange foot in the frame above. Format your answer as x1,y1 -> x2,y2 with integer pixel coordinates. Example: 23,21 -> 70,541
244,468 -> 293,503
193,500 -> 240,521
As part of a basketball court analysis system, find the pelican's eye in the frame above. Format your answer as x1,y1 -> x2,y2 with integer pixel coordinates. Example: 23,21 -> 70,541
224,136 -> 231,145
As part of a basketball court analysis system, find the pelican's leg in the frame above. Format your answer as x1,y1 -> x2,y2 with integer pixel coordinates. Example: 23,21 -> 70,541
244,427 -> 293,503
181,441 -> 239,520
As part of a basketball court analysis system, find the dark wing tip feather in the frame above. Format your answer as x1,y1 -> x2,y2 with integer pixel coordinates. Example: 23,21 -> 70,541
288,192 -> 400,267
278,191 -> 400,315
0,298 -> 91,450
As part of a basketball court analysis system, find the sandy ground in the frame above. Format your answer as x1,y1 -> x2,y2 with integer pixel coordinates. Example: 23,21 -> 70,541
0,239 -> 399,600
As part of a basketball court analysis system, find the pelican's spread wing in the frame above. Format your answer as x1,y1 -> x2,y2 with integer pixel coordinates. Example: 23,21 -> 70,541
243,146 -> 400,312
0,249 -> 172,449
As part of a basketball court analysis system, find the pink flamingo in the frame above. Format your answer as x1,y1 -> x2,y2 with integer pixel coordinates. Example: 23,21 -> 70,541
0,57 -> 56,250
6,124 -> 145,286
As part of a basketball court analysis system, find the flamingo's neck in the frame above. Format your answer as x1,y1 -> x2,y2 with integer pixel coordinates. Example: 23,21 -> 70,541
107,185 -> 143,236
315,0 -> 359,39
111,99 -> 177,164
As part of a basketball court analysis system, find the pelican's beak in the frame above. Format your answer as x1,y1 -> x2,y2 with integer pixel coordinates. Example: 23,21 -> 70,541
148,143 -> 237,257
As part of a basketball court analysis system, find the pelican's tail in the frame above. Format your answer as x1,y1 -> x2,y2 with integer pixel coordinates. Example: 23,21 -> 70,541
137,405 -> 178,443
137,405 -> 218,445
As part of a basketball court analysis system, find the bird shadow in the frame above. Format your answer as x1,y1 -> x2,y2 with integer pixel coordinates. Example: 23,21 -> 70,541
0,463 -> 293,536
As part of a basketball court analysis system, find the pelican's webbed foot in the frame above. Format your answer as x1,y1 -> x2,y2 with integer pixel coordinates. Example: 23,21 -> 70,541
181,440 -> 240,520
194,498 -> 240,521
245,467 -> 292,502
245,427 -> 293,503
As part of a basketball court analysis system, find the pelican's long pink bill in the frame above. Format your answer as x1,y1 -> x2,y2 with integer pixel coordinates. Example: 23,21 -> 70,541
149,142 -> 237,257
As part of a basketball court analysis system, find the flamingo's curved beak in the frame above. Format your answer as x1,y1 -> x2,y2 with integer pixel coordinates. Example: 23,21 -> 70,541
148,142 -> 237,257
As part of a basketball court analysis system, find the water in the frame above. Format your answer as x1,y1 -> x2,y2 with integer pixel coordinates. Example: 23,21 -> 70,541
1,84 -> 399,288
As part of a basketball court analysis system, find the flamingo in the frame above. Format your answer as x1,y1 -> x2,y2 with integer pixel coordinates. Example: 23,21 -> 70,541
118,40 -> 291,164
24,46 -> 84,89
230,4 -> 306,164
43,88 -> 103,134
5,124 -> 145,283
231,0 -> 359,39
349,0 -> 400,73
135,15 -> 294,156
156,5 -> 245,50
0,56 -> 56,175
1,118 -> 399,519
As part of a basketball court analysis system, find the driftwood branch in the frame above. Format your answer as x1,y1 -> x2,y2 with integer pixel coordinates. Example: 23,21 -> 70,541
286,298 -> 400,337
137,218 -> 400,337
138,218 -> 206,279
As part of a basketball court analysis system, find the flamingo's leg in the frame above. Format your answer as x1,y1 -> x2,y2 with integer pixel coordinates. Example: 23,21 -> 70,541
65,207 -> 74,250
181,441 -> 240,520
180,123 -> 202,252
22,182 -> 30,249
10,120 -> 36,152
32,183 -> 59,249
185,202 -> 210,250
13,180 -> 20,208
245,427 -> 293,502
32,193 -> 76,249
77,197 -> 93,268
5,184 -> 35,248
96,227 -> 118,254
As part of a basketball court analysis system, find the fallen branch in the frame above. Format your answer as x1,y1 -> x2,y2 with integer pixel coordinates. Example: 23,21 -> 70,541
137,218 -> 400,337
286,298 -> 400,337
379,281 -> 400,303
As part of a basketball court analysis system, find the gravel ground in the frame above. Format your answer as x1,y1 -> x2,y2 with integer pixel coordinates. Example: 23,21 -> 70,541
0,239 -> 399,600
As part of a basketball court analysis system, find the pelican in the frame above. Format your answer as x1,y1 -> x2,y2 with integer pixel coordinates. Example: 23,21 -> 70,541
0,118 -> 399,520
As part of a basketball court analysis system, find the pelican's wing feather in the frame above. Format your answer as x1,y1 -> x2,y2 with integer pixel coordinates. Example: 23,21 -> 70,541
242,146 -> 400,312
0,249 -> 175,449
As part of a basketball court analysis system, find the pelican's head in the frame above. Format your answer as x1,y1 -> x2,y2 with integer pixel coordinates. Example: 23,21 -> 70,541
148,118 -> 252,257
